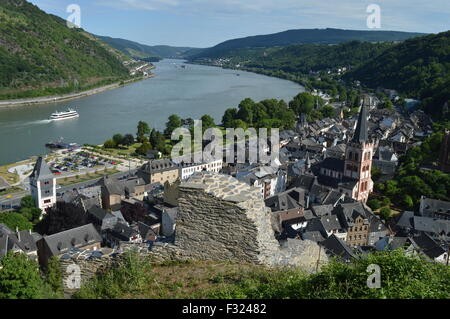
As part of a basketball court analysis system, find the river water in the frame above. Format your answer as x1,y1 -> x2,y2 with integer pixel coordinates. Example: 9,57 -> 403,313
0,59 -> 303,165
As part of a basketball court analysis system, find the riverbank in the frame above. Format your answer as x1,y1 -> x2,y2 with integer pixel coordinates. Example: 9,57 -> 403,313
0,74 -> 155,109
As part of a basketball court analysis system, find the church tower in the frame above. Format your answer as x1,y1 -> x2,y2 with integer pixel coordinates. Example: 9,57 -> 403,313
30,156 -> 56,211
343,105 -> 374,203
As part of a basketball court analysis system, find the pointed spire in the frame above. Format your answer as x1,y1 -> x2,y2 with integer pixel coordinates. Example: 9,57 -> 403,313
30,156 -> 53,181
305,152 -> 311,169
352,104 -> 368,143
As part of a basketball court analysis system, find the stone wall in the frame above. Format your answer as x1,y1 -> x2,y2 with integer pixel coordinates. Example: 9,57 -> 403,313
173,173 -> 328,268
61,173 -> 328,294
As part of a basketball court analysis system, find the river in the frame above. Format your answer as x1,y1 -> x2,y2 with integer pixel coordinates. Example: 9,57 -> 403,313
0,59 -> 304,165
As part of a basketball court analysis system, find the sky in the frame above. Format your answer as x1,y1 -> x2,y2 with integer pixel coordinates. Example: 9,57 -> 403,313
29,0 -> 450,48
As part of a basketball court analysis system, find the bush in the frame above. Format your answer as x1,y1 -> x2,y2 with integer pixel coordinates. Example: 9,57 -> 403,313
0,252 -> 46,299
103,139 -> 116,149
379,207 -> 392,221
0,212 -> 32,231
367,199 -> 381,211
74,249 -> 153,299
210,251 -> 450,299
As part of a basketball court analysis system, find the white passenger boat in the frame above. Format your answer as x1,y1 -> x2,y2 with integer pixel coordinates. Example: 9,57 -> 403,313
49,108 -> 79,121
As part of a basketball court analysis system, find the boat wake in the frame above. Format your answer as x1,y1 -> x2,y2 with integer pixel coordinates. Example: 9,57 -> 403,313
30,119 -> 52,125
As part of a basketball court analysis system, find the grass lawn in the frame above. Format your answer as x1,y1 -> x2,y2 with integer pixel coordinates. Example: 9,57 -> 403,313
0,186 -> 24,196
0,159 -> 34,184
119,261 -> 268,299
84,144 -> 140,160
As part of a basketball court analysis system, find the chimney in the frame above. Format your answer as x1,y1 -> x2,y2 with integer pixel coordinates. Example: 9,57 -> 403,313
16,227 -> 20,242
306,195 -> 310,209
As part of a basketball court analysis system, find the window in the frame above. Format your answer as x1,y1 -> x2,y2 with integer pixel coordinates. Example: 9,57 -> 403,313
348,152 -> 353,160
354,153 -> 358,161
44,199 -> 51,204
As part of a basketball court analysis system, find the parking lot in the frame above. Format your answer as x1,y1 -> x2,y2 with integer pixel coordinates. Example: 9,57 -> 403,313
49,150 -> 119,176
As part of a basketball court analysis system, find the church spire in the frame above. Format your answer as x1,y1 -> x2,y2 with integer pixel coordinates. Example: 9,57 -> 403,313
305,152 -> 311,169
352,104 -> 368,143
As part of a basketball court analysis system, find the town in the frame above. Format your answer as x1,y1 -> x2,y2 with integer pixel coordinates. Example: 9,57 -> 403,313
1,90 -> 449,295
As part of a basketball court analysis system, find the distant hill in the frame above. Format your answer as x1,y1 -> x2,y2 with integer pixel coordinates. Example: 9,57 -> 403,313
96,35 -> 203,61
345,31 -> 450,118
0,0 -> 131,100
235,41 -> 392,74
191,28 -> 426,59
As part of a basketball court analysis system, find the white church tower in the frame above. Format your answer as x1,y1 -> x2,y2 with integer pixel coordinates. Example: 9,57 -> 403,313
30,156 -> 56,210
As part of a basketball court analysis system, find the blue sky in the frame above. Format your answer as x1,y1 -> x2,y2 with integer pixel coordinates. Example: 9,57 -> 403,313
30,0 -> 450,48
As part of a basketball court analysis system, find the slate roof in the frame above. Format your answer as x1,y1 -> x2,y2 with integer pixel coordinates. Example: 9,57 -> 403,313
30,156 -> 54,181
352,104 -> 369,143
395,211 -> 414,231
0,224 -> 41,259
320,215 -> 343,232
144,159 -> 178,173
322,234 -> 357,262
109,222 -> 139,241
42,224 -> 102,256
312,204 -> 333,217
265,188 -> 305,212
413,216 -> 450,237
410,234 -> 446,259
137,222 -> 158,241
302,230 -> 326,242
420,197 -> 450,218
319,157 -> 345,172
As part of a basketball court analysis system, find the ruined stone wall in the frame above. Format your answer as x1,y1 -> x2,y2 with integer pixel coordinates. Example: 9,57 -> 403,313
173,173 -> 328,269
61,173 -> 328,294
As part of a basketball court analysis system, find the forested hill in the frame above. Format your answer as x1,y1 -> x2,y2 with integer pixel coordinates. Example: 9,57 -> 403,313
243,41 -> 392,74
0,0 -> 130,100
96,35 -> 203,61
192,28 -> 425,59
345,31 -> 450,118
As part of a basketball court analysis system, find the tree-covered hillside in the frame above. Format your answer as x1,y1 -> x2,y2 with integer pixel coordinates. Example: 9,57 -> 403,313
193,28 -> 425,59
244,41 -> 392,75
345,31 -> 450,118
96,35 -> 203,61
0,0 -> 131,99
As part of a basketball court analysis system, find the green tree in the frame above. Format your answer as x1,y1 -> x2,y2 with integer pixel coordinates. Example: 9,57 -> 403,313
121,134 -> 135,146
0,252 -> 46,299
289,92 -> 315,116
367,199 -> 381,211
236,98 -> 255,124
371,167 -> 382,182
201,114 -> 216,132
136,140 -> 152,156
320,105 -> 335,118
137,121 -> 150,143
165,115 -> 183,137
20,196 -> 35,209
379,207 -> 392,221
150,129 -> 166,152
231,119 -> 248,130
45,256 -> 63,297
19,195 -> 42,223
103,139 -> 116,149
402,194 -> 414,210
222,108 -> 237,128
112,134 -> 124,146
0,212 -> 32,231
